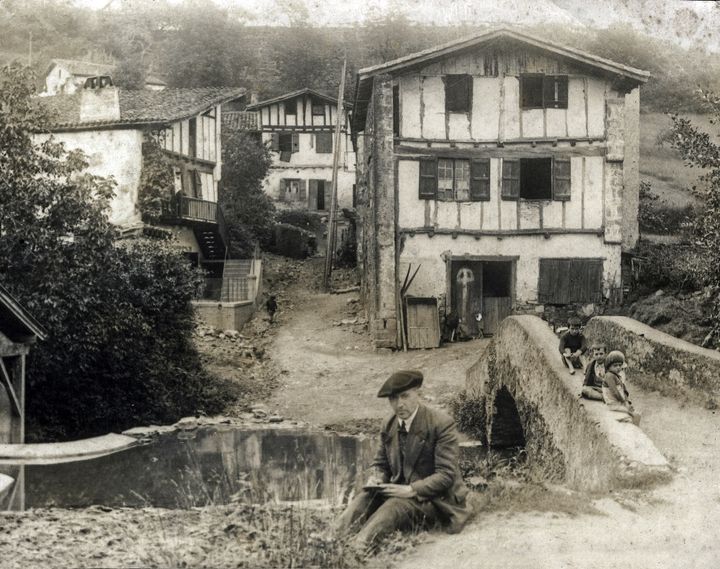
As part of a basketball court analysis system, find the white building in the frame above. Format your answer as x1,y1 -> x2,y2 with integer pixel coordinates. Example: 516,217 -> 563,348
352,28 -> 649,348
43,59 -> 166,96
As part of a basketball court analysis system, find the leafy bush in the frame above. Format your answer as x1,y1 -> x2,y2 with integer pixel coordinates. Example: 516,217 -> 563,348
220,132 -> 275,255
276,210 -> 325,234
272,223 -> 317,259
633,240 -> 711,293
638,181 -> 695,235
138,134 -> 175,222
0,64 -> 236,441
448,390 -> 487,443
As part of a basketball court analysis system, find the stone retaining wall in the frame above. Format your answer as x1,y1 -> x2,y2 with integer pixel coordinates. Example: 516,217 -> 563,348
466,315 -> 670,492
585,316 -> 720,405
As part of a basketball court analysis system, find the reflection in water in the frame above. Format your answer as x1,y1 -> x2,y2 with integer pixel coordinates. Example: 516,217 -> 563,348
24,427 -> 375,509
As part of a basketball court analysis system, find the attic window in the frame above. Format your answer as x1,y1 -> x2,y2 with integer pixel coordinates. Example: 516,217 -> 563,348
520,74 -> 568,109
445,74 -> 472,113
312,102 -> 324,116
285,101 -> 296,116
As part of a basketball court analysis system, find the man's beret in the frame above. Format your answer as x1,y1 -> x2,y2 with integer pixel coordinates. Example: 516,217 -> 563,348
377,370 -> 423,397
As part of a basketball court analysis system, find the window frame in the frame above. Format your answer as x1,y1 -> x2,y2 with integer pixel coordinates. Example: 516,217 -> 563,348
444,74 -> 473,114
284,100 -> 297,117
519,74 -> 569,110
501,157 -> 572,202
418,157 -> 489,202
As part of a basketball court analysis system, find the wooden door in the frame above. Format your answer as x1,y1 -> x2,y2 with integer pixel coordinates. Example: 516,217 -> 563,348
406,298 -> 440,349
482,297 -> 513,335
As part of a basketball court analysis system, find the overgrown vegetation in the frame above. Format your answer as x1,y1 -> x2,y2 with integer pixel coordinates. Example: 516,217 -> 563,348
449,390 -> 487,443
638,181 -> 695,235
0,65 -> 237,441
138,134 -> 175,222
220,131 -> 275,257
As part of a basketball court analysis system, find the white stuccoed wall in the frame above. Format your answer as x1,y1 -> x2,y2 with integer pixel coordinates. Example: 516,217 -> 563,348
35,129 -> 144,226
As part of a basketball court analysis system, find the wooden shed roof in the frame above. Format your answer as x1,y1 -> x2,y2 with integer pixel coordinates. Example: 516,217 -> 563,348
0,284 -> 47,343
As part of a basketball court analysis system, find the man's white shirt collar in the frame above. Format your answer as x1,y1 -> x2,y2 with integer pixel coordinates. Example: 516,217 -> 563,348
398,405 -> 419,431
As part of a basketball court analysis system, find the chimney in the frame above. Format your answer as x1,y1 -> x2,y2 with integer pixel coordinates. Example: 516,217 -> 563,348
80,75 -> 120,123
250,92 -> 258,105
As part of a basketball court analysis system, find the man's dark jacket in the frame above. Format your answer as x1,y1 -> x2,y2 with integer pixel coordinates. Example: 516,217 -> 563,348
373,403 -> 472,532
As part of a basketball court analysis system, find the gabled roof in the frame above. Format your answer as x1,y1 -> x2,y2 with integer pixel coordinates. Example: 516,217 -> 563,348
222,111 -> 259,131
353,27 -> 650,131
47,58 -> 167,87
36,87 -> 247,131
246,88 -> 353,111
0,284 -> 47,343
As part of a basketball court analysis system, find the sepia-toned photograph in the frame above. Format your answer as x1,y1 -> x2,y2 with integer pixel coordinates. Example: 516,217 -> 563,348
0,0 -> 719,567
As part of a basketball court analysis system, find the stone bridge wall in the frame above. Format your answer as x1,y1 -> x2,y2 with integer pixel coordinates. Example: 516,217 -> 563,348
584,316 -> 720,405
466,315 -> 670,492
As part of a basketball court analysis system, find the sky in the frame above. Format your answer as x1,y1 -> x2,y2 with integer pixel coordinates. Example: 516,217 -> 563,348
69,0 -> 720,51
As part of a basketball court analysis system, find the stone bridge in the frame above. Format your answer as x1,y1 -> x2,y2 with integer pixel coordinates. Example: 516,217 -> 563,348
466,315 -> 671,492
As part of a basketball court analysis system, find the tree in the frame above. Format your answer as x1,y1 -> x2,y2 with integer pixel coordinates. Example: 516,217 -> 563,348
0,64 -> 236,440
220,131 -> 275,256
670,90 -> 720,342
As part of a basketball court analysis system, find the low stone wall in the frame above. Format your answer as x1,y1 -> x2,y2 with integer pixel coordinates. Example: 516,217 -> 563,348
466,315 -> 670,492
194,300 -> 256,331
585,316 -> 720,405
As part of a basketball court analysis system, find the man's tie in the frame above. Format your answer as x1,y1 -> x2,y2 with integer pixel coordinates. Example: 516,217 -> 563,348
398,420 -> 408,478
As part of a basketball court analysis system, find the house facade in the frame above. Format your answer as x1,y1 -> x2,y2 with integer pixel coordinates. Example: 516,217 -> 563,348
43,59 -> 167,95
246,88 -> 356,213
352,29 -> 648,349
36,80 -> 246,270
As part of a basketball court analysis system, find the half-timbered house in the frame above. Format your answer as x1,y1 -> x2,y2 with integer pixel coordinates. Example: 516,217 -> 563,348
352,28 -> 649,348
246,88 -> 356,213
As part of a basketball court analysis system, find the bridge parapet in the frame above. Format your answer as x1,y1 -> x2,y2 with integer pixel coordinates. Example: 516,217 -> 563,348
466,315 -> 671,492
585,316 -> 720,405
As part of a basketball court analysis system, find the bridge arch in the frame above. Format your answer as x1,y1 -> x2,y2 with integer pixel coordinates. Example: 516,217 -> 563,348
466,315 -> 670,492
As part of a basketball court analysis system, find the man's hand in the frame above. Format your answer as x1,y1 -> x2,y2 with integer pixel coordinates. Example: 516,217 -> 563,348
573,350 -> 582,357
563,348 -> 571,356
379,484 -> 417,499
365,471 -> 384,486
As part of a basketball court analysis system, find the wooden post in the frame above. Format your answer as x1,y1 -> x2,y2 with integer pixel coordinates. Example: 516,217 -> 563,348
322,58 -> 347,292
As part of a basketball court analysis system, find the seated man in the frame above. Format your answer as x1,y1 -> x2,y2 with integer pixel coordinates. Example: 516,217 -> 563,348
334,370 -> 472,551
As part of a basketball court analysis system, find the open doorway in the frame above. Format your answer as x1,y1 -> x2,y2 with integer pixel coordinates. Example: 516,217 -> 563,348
449,257 -> 515,337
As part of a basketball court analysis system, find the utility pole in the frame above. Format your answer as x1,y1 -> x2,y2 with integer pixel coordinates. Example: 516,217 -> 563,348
28,32 -> 32,67
322,58 -> 347,292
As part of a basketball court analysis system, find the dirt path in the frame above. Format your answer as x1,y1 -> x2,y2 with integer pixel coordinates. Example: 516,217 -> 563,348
266,286 -> 487,429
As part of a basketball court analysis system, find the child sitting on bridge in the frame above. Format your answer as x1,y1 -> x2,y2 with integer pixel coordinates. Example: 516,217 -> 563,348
559,317 -> 587,375
581,343 -> 607,401
602,350 -> 641,426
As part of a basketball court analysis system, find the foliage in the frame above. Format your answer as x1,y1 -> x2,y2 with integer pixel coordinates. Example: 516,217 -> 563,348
0,64 -> 236,440
448,390 -> 487,443
272,224 -> 317,259
633,240 -> 711,293
138,134 -> 175,221
276,210 -> 324,233
665,90 -> 720,341
638,181 -> 695,235
220,131 -> 275,257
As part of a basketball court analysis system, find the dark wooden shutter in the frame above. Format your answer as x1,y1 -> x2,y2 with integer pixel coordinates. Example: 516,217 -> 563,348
393,84 -> 400,137
188,118 -> 197,158
291,133 -> 299,153
192,170 -> 202,198
470,159 -> 491,201
419,158 -> 437,200
324,181 -> 332,210
538,259 -> 603,304
299,179 -> 307,201
308,179 -> 318,210
445,75 -> 472,113
544,75 -> 568,109
316,132 -> 332,153
271,133 -> 280,152
553,158 -> 571,201
520,75 -> 543,109
277,178 -> 285,201
501,159 -> 520,200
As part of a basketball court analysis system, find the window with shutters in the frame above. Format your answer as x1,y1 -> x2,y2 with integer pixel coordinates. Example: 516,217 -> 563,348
520,74 -> 568,109
445,74 -> 472,113
501,157 -> 571,201
283,179 -> 305,202
538,258 -> 604,304
279,132 -> 294,152
419,158 -> 483,202
316,132 -> 333,154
